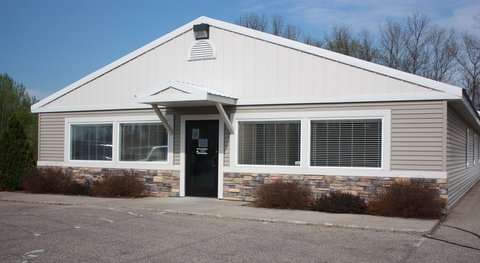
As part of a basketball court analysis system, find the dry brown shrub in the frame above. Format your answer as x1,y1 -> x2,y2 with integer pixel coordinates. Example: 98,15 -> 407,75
253,181 -> 312,210
91,173 -> 147,198
368,180 -> 445,219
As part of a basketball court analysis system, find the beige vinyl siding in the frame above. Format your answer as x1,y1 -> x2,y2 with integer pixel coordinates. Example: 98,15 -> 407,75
173,114 -> 181,165
224,125 -> 230,166
38,113 -> 65,161
39,101 -> 445,172
39,109 -> 159,162
234,101 -> 445,171
446,106 -> 480,209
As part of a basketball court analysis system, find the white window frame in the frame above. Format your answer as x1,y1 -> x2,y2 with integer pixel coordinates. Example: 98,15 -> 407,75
64,115 -> 175,169
308,117 -> 384,169
69,122 -> 114,162
236,119 -> 302,167
228,109 -> 391,176
117,120 -> 170,164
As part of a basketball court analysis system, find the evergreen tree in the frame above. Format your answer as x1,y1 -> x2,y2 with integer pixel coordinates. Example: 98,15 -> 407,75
0,114 -> 36,190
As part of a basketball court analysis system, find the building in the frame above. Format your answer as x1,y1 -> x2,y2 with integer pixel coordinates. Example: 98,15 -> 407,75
32,16 -> 480,211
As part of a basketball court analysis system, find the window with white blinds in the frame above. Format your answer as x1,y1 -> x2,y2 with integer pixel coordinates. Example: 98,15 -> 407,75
238,121 -> 301,166
310,119 -> 382,168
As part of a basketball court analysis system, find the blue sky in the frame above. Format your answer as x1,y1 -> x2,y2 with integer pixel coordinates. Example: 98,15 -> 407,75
1,0 -> 479,100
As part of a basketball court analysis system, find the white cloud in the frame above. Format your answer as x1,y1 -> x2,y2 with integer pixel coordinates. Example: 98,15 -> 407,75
238,0 -> 480,34
437,4 -> 480,32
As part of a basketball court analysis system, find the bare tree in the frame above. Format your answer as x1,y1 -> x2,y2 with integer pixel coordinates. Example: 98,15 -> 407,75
474,11 -> 480,28
271,14 -> 285,36
379,19 -> 405,69
324,24 -> 360,57
282,24 -> 302,40
402,11 -> 431,75
235,13 -> 268,32
303,33 -> 324,47
356,29 -> 379,62
425,28 -> 458,83
458,33 -> 480,108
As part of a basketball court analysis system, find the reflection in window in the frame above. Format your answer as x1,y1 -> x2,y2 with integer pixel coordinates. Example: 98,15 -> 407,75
71,124 -> 113,161
120,123 -> 168,162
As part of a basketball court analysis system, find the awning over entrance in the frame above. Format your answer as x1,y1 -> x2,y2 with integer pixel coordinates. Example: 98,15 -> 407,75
135,80 -> 237,134
135,80 -> 237,107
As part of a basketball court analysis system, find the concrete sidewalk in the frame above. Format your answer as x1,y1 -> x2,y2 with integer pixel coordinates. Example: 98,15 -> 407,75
0,191 -> 438,234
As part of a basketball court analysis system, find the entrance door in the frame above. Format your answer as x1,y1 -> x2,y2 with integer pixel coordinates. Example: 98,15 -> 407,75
185,120 -> 219,197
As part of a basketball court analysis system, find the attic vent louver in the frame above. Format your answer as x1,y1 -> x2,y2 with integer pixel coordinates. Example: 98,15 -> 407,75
188,40 -> 216,61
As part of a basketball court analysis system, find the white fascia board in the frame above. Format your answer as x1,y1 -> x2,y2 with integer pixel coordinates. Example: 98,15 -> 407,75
206,94 -> 237,105
31,17 -> 210,112
237,92 -> 460,106
201,16 -> 463,97
32,91 -> 458,113
31,103 -> 152,113
462,96 -> 480,128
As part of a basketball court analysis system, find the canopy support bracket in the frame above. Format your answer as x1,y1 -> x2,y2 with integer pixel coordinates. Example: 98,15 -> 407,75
151,104 -> 174,134
215,102 -> 234,134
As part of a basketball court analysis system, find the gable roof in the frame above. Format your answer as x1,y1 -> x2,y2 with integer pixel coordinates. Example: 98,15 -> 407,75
136,80 -> 237,106
31,16 -> 463,112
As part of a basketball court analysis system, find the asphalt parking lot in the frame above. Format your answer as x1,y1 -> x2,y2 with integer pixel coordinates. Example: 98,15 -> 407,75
1,182 -> 479,262
0,201 -> 422,262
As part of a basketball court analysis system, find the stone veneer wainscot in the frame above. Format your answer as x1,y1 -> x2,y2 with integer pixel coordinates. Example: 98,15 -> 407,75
223,172 -> 448,203
44,167 -> 181,197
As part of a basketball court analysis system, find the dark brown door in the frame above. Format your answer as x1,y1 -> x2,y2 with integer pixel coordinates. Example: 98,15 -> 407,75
185,120 -> 219,197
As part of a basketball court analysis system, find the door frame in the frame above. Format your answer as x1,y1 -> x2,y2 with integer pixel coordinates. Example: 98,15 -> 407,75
180,114 -> 224,198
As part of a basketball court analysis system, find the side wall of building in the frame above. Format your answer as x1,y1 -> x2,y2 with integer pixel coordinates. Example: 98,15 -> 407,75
446,106 -> 480,209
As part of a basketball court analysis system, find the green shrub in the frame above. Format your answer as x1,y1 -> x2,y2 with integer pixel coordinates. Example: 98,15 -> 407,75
0,115 -> 35,190
313,191 -> 367,214
253,181 -> 312,210
368,180 -> 444,219
91,173 -> 147,198
22,167 -> 90,196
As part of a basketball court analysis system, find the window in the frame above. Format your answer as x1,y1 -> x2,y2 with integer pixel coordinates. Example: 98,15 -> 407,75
310,119 -> 382,168
466,129 -> 475,166
238,121 -> 301,166
120,123 -> 168,162
70,124 -> 113,161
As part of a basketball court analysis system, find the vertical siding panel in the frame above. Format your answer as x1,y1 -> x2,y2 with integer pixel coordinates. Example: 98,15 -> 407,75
277,45 -> 289,97
254,40 -> 267,97
222,30 -> 234,96
264,42 -> 278,97
212,28 -> 224,92
233,34 -> 245,97
243,35 -> 255,97
288,48 -> 301,97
